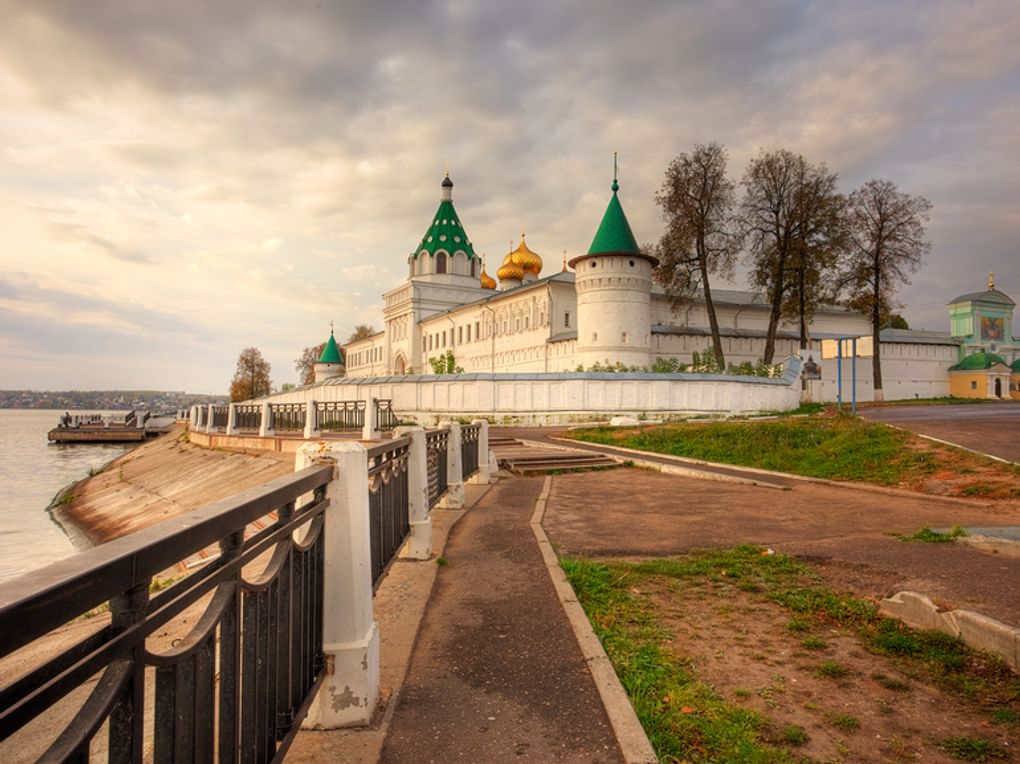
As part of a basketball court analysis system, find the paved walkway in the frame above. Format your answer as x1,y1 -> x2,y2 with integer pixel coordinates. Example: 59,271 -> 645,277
380,476 -> 622,763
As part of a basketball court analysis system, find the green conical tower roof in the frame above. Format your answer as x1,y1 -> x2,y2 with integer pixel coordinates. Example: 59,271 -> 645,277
587,176 -> 641,256
413,173 -> 477,260
318,330 -> 343,364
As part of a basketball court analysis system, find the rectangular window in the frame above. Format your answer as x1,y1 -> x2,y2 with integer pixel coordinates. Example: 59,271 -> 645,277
442,331 -> 446,347
475,321 -> 480,339
458,326 -> 463,344
565,311 -> 570,327
525,316 -> 530,329
466,324 -> 471,342
970,381 -> 977,390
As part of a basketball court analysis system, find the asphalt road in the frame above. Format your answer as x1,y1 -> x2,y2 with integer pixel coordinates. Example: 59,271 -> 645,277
861,401 -> 1020,462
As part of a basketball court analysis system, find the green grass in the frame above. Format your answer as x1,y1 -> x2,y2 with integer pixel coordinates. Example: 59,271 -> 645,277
778,724 -> 808,745
830,713 -> 859,732
561,556 -> 798,762
801,636 -> 827,650
566,417 -> 939,485
562,545 -> 1020,760
897,524 -> 968,543
816,661 -> 850,679
938,735 -> 1008,761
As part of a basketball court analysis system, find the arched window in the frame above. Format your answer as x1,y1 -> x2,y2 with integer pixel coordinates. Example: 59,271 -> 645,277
436,252 -> 447,274
470,258 -> 477,277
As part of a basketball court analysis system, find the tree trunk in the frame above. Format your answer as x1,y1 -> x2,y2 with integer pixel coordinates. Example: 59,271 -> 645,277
762,254 -> 786,365
871,262 -> 884,401
700,256 -> 725,366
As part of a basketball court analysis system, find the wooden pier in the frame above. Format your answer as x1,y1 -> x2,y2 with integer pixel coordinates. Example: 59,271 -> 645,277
47,410 -> 176,443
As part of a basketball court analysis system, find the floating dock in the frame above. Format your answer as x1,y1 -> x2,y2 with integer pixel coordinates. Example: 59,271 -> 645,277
47,411 -> 176,444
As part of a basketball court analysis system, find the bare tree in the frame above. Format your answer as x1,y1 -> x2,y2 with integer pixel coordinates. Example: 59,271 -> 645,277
295,342 -> 327,386
229,347 -> 272,402
740,149 -> 845,363
654,143 -> 739,365
843,179 -> 932,400
348,324 -> 376,343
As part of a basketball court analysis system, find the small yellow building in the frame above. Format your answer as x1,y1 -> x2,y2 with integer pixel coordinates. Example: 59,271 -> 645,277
948,351 -> 1013,399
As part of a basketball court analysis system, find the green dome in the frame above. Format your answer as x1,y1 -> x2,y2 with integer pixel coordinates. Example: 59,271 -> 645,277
587,181 -> 641,256
1012,358 -> 1020,372
412,175 -> 477,260
951,350 -> 1008,371
318,332 -> 343,364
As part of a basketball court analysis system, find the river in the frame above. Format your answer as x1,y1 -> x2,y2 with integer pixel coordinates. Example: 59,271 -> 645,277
0,410 -> 132,583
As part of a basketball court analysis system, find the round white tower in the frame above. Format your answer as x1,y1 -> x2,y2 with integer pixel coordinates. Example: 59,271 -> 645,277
568,166 -> 658,369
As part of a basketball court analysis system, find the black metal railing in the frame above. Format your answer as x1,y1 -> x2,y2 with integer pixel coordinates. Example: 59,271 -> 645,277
375,400 -> 400,430
212,405 -> 230,428
461,423 -> 480,479
0,464 -> 333,762
316,400 -> 365,432
196,407 -> 208,427
234,403 -> 262,431
425,429 -> 449,509
366,438 -> 411,584
270,402 -> 306,432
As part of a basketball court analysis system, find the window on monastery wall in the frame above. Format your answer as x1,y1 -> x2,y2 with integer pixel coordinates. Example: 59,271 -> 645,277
471,259 -> 477,277
515,319 -> 520,332
971,381 -> 977,390
564,312 -> 570,327
458,326 -> 463,344
466,324 -> 471,342
525,316 -> 530,329
622,331 -> 628,344
592,332 -> 598,343
436,252 -> 447,274
442,331 -> 446,347
475,321 -> 480,339
540,312 -> 545,325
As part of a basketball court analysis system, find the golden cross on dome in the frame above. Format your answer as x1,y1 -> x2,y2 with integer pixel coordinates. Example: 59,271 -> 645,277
329,320 -> 334,335
444,160 -> 450,177
989,272 -> 995,290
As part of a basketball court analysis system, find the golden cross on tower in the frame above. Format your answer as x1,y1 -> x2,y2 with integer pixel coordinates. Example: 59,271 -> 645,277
444,160 -> 450,177
989,272 -> 995,290
330,320 -> 334,335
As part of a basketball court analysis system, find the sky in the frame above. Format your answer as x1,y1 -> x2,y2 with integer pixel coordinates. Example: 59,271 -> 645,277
2,0 -> 1018,394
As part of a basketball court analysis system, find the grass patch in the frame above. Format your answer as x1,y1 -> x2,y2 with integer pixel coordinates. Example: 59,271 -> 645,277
801,636 -> 827,650
938,735 -> 1008,761
561,556 -> 797,762
830,713 -> 860,732
897,524 -> 968,543
435,556 -> 448,567
564,418 -> 1020,494
816,661 -> 850,679
778,724 -> 808,745
562,545 -> 1020,760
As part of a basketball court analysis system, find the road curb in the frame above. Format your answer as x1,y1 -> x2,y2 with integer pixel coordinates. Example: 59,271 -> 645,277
530,476 -> 658,764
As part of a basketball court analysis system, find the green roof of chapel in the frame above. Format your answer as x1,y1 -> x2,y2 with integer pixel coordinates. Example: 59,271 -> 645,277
413,176 -> 477,260
587,177 -> 641,256
318,332 -> 343,364
950,350 -> 1008,371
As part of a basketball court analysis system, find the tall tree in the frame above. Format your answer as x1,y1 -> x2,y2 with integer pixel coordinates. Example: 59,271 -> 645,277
782,161 -> 847,348
843,179 -> 932,400
229,347 -> 272,402
654,143 -> 739,365
740,149 -> 844,363
348,324 -> 375,343
295,342 -> 327,386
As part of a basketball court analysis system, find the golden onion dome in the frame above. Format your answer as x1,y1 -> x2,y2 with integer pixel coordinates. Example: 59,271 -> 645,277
479,261 -> 497,289
497,252 -> 525,282
509,232 -> 542,275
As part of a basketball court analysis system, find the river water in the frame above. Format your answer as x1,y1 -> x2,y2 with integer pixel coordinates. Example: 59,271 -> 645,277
0,409 -> 131,583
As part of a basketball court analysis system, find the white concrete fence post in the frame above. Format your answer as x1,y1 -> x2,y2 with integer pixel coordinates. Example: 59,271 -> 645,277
226,402 -> 237,436
259,401 -> 272,437
439,421 -> 464,509
394,425 -> 431,560
205,404 -> 214,434
304,400 -> 319,440
189,406 -> 197,429
362,397 -> 381,441
470,419 -> 492,484
297,441 -> 380,729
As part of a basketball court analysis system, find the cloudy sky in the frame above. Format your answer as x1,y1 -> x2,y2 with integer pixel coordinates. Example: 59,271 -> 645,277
2,0 -> 1017,393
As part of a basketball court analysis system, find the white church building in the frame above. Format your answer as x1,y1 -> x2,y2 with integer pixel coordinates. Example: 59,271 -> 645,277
335,169 -> 992,403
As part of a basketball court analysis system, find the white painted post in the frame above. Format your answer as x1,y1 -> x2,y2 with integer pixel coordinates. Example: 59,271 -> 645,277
471,419 -> 492,484
439,421 -> 464,509
205,404 -> 214,434
189,406 -> 197,428
362,397 -> 381,441
394,425 -> 431,559
259,401 -> 272,437
226,402 -> 237,436
297,441 -> 380,728
304,400 -> 318,440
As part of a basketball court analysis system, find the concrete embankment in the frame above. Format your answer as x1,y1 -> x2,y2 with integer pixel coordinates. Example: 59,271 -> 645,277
52,424 -> 294,547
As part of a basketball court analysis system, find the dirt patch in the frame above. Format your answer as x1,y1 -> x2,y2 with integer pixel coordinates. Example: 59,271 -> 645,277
639,575 -> 1018,762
